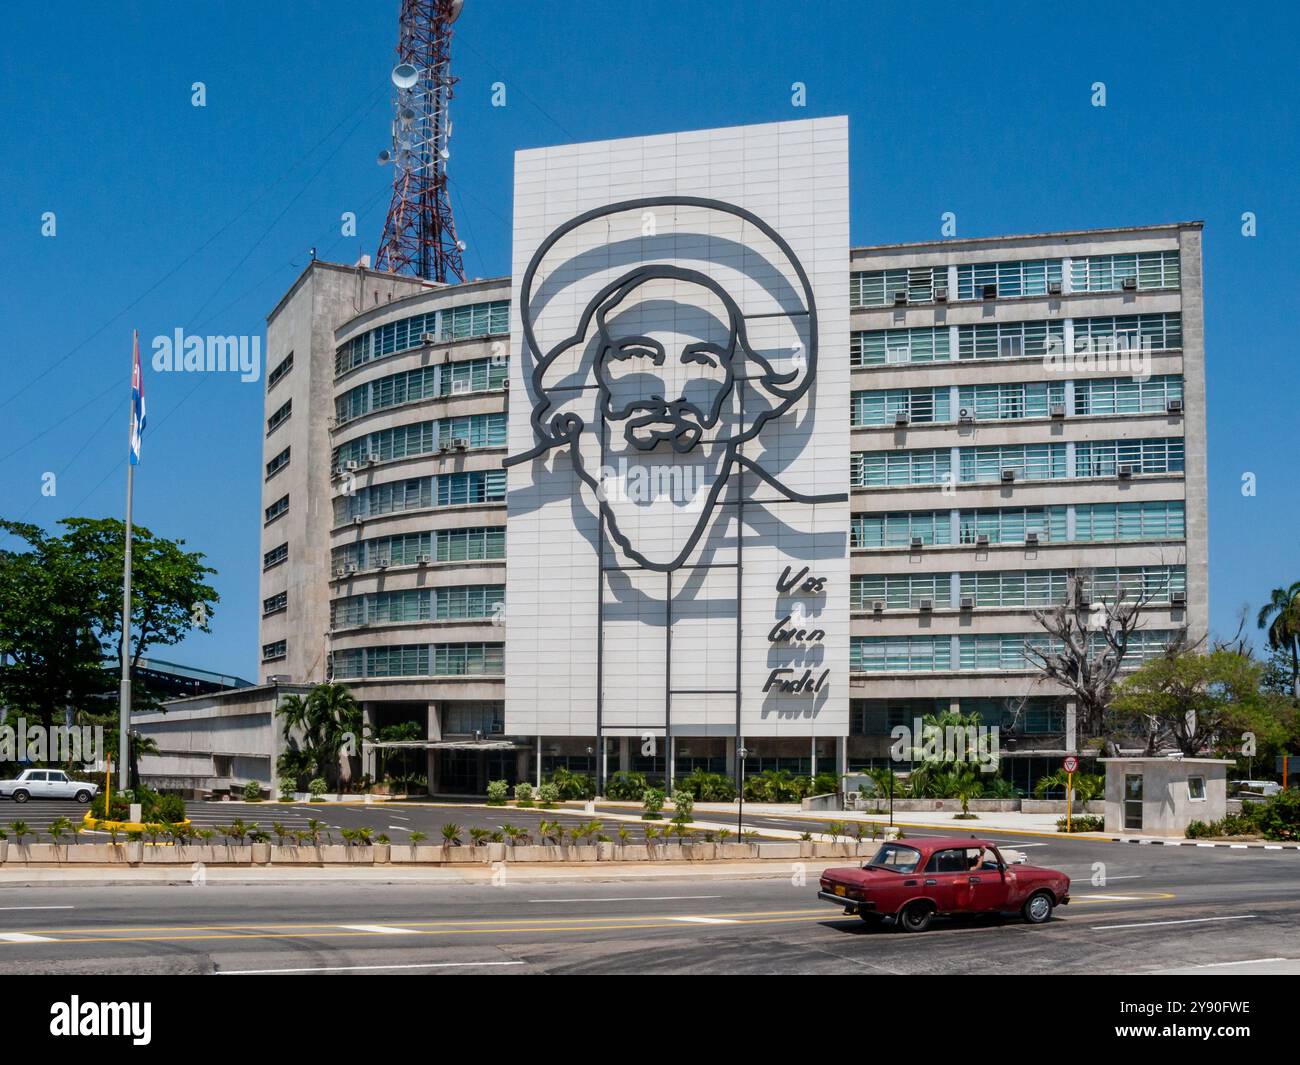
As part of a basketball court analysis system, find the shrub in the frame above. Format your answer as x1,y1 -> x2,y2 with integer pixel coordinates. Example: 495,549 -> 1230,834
486,779 -> 509,806
642,787 -> 665,820
537,782 -> 559,808
743,769 -> 805,803
1251,790 -> 1300,841
277,778 -> 296,802
1055,814 -> 1104,832
91,793 -> 131,821
514,781 -> 534,807
242,781 -> 263,802
671,788 -> 694,824
674,769 -> 736,803
547,768 -> 596,801
308,778 -> 328,801
606,770 -> 648,801
810,772 -> 839,796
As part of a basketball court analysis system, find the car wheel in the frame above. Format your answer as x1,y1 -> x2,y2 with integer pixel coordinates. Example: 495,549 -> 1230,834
1022,890 -> 1054,925
12,790 -> 29,804
898,902 -> 934,933
74,790 -> 92,804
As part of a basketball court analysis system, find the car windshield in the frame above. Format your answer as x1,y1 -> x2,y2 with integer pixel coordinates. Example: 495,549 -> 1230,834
866,843 -> 923,873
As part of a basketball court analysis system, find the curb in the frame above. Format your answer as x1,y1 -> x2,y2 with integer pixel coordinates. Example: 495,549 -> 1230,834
1111,837 -> 1300,850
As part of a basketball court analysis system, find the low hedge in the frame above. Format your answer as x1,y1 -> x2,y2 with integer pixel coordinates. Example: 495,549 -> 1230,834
1055,814 -> 1104,832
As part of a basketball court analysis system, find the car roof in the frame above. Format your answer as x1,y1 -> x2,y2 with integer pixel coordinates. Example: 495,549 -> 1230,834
888,837 -> 1000,853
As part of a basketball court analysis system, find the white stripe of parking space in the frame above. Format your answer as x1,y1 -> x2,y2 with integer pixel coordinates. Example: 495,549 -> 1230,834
337,924 -> 420,935
669,916 -> 739,925
1091,915 -> 1256,931
0,933 -> 57,942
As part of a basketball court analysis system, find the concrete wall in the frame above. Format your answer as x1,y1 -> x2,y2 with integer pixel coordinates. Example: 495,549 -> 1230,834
1103,758 -> 1229,837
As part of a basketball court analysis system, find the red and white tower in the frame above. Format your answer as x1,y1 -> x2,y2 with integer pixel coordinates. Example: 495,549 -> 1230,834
376,0 -> 466,283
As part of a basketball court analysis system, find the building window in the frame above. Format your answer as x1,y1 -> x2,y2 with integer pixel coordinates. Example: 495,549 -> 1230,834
958,507 -> 1068,545
267,399 -> 292,435
1072,313 -> 1182,353
852,573 -> 948,610
261,640 -> 287,662
1080,565 -> 1186,604
335,357 -> 508,425
959,570 -> 1071,608
265,447 -> 290,479
434,642 -> 504,675
851,636 -> 952,673
957,319 -> 1064,361
262,591 -> 287,616
443,701 -> 505,735
851,510 -> 953,549
850,267 -> 946,307
853,448 -> 951,488
852,387 -> 950,426
958,443 -> 1068,483
958,381 -> 1065,421
1073,500 -> 1185,542
335,299 -> 509,376
436,470 -> 506,506
437,525 -> 505,561
436,584 -> 505,620
851,327 -> 950,367
1188,776 -> 1206,801
1070,251 -> 1180,293
264,494 -> 289,524
956,259 -> 1063,300
267,352 -> 293,388
1074,438 -> 1184,477
263,543 -> 288,570
1074,375 -> 1183,416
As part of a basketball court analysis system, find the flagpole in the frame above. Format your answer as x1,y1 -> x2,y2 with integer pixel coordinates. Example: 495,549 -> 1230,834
118,330 -> 138,792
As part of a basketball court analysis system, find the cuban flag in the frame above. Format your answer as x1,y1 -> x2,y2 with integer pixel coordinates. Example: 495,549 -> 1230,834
129,330 -> 146,465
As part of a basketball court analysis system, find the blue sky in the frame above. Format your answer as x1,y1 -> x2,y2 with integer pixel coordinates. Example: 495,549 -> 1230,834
1,0 -> 1296,678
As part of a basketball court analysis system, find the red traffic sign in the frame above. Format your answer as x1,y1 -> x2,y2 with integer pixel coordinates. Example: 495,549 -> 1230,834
1063,755 -> 1079,773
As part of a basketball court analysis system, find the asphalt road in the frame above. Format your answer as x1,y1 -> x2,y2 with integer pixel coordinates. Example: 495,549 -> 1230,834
0,834 -> 1296,975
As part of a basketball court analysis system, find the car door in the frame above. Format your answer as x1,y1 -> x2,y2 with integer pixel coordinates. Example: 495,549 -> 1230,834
44,771 -> 71,798
952,847 -> 1011,913
23,770 -> 49,798
921,848 -> 969,912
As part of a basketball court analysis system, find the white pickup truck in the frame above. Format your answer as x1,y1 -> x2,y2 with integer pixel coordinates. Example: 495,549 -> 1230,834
0,769 -> 98,803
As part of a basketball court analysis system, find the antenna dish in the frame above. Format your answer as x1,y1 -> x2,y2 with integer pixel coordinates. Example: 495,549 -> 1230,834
391,63 -> 419,89
447,0 -> 465,23
377,149 -> 392,165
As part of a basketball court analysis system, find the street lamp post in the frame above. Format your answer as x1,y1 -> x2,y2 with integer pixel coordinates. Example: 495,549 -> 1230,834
736,745 -> 748,840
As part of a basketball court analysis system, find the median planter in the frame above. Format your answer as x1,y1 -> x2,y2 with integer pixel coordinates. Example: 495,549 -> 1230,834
799,841 -> 815,858
251,842 -> 271,865
125,841 -> 144,865
0,840 -> 7,862
614,844 -> 649,862
720,843 -> 761,860
372,842 -> 391,864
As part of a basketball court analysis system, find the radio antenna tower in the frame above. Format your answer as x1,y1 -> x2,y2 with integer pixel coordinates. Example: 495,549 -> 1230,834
376,0 -> 466,283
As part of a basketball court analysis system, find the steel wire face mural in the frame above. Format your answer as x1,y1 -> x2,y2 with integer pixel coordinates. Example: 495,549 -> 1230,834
505,120 -> 850,762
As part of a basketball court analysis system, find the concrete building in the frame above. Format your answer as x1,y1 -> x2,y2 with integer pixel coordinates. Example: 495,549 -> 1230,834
139,122 -> 1207,798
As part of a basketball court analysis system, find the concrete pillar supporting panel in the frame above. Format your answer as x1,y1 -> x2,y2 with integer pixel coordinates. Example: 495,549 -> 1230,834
836,735 -> 847,779
619,736 -> 630,773
535,735 -> 543,788
667,737 -> 676,790
1065,701 -> 1078,754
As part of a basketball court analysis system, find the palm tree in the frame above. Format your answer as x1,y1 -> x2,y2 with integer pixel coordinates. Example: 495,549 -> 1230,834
1258,581 -> 1300,700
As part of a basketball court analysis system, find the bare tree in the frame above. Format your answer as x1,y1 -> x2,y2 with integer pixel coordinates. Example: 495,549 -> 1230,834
1023,575 -> 1180,753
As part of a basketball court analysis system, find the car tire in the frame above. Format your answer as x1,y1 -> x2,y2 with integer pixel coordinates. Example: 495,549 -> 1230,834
74,790 -> 92,804
898,902 -> 934,933
12,790 -> 29,804
1022,890 -> 1054,925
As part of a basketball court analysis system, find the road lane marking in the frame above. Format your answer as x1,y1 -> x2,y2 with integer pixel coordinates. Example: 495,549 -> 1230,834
1091,915 -> 1256,931
0,933 -> 56,942
0,906 -> 74,911
527,895 -> 724,903
670,916 -> 739,924
338,924 -> 419,935
218,960 -> 524,975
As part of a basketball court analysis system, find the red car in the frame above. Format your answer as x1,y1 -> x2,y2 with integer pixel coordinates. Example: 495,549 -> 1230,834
818,837 -> 1070,933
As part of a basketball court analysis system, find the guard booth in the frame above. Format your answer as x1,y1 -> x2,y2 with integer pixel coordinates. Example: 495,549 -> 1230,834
1099,757 -> 1233,838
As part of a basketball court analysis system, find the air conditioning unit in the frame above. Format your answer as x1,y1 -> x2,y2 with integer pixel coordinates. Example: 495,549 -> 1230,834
376,557 -> 390,569
893,290 -> 908,306
345,460 -> 360,471
1047,280 -> 1063,295
894,411 -> 911,427
352,516 -> 364,526
451,378 -> 470,394
958,408 -> 973,424
934,286 -> 949,302
344,564 -> 358,575
960,597 -> 974,610
1167,398 -> 1184,414
1118,464 -> 1134,479
1050,404 -> 1066,418
982,283 -> 998,300
1025,531 -> 1040,546
975,533 -> 990,547
1001,468 -> 1017,482
334,566 -> 346,578
872,601 -> 885,613
451,437 -> 470,450
910,535 -> 924,549
421,331 -> 438,345
1121,276 -> 1138,291
365,453 -> 381,465
417,554 -> 431,565
1171,590 -> 1187,607
918,599 -> 934,612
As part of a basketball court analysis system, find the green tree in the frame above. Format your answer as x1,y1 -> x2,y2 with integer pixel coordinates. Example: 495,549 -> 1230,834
275,683 -> 365,790
1109,649 -> 1289,757
1257,582 -> 1300,701
0,517 -> 218,732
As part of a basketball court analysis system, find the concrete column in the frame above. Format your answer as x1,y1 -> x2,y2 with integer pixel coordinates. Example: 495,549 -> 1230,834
535,735 -> 543,788
1065,701 -> 1078,753
836,735 -> 847,779
811,735 -> 817,778
667,736 -> 676,790
619,736 -> 630,773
